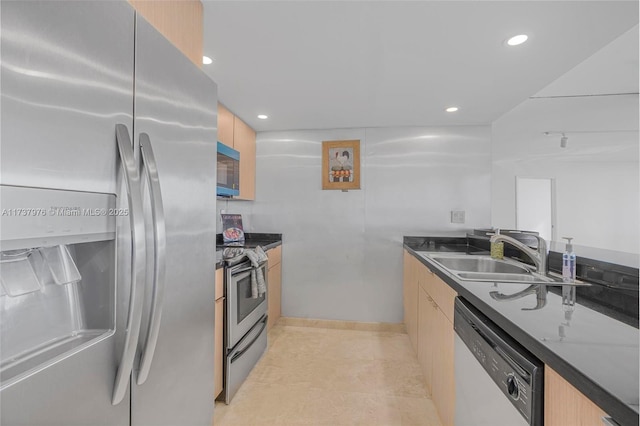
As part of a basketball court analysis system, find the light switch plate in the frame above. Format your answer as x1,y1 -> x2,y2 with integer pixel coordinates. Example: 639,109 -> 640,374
451,210 -> 465,224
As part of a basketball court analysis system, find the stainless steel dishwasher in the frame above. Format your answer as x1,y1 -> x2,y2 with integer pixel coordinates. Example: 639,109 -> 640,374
454,297 -> 544,426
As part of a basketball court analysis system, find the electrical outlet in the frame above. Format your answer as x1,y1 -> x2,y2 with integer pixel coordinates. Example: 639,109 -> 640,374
451,210 -> 465,224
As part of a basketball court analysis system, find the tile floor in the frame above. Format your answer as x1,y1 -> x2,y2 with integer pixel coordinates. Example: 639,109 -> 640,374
214,324 -> 443,426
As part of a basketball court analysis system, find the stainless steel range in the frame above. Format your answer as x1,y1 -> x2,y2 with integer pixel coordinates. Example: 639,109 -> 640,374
224,258 -> 268,403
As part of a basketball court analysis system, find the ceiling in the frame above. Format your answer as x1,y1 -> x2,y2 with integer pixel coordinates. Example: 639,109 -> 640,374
493,25 -> 639,163
533,24 -> 639,98
202,1 -> 638,132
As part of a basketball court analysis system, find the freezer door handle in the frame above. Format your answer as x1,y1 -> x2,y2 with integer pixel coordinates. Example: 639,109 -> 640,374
112,124 -> 147,405
136,133 -> 167,385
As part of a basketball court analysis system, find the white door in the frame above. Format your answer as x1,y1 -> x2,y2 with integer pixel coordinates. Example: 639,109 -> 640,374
515,177 -> 555,241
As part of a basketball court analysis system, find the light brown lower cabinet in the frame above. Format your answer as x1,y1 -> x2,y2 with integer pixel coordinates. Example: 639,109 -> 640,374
407,251 -> 612,426
545,367 -> 608,426
417,286 -> 437,394
431,308 -> 455,426
214,268 -> 224,399
403,251 -> 419,352
267,261 -> 282,330
267,246 -> 282,331
405,251 -> 456,426
214,297 -> 224,398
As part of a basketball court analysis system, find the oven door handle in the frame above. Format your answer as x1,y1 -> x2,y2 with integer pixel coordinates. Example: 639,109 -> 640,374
232,266 -> 255,275
230,316 -> 268,363
231,261 -> 267,276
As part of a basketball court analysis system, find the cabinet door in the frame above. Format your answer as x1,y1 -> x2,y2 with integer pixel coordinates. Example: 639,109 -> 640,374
214,297 -> 224,398
432,274 -> 457,324
403,251 -> 421,352
403,251 -> 413,325
267,263 -> 282,331
266,245 -> 282,268
217,103 -> 234,148
432,311 -> 455,426
418,287 -> 437,395
233,116 -> 256,200
129,0 -> 203,67
545,367 -> 607,426
419,263 -> 436,296
215,268 -> 224,300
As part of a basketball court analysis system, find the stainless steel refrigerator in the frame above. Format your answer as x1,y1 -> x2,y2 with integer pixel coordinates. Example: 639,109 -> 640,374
0,1 -> 217,424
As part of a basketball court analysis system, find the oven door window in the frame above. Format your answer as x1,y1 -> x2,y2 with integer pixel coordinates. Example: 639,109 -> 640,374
236,271 -> 266,324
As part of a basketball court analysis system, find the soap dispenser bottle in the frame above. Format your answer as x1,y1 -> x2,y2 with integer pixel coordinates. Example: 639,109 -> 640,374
490,228 -> 504,260
562,237 -> 576,283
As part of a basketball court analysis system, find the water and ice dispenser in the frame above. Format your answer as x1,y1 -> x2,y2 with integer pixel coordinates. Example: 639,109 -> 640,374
0,185 -> 117,387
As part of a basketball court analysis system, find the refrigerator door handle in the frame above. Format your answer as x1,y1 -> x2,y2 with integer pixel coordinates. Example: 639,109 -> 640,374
112,124 -> 147,405
136,133 -> 167,385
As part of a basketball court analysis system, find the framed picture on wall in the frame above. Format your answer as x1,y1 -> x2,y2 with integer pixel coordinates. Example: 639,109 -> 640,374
322,139 -> 361,190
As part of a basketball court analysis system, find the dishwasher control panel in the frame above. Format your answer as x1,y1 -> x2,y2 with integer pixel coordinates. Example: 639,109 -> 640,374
454,297 -> 544,426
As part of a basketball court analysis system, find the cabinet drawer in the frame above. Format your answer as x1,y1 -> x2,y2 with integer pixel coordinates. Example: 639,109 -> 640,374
215,267 -> 224,300
415,257 -> 456,323
267,245 -> 282,268
432,275 -> 456,324
418,262 -> 436,297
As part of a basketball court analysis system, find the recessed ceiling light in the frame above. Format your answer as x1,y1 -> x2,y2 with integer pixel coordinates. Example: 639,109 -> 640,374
445,107 -> 459,113
257,114 -> 268,120
202,56 -> 213,65
506,34 -> 528,46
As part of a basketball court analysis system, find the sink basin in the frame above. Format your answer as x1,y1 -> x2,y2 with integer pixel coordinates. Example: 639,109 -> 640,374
455,272 -> 557,283
429,256 -> 530,274
419,253 -> 584,286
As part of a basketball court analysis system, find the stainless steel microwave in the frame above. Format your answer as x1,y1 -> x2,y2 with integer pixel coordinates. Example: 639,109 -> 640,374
217,142 -> 240,197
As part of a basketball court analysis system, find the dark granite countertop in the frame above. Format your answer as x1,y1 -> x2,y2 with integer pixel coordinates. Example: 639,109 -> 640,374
216,233 -> 282,269
404,237 -> 639,426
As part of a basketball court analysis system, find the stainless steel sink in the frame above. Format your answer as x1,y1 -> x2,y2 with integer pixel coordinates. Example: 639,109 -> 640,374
429,256 -> 530,274
455,272 -> 559,283
419,253 -> 582,285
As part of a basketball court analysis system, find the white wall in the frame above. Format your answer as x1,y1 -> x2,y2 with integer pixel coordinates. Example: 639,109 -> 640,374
491,95 -> 639,253
492,26 -> 639,254
224,126 -> 491,323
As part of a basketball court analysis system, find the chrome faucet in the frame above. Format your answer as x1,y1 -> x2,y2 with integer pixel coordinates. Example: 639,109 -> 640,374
489,233 -> 548,273
490,284 -> 548,310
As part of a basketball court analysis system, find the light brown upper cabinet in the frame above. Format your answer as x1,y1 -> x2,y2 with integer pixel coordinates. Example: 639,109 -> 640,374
217,103 -> 234,148
217,103 -> 256,200
128,0 -> 203,68
233,116 -> 256,200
